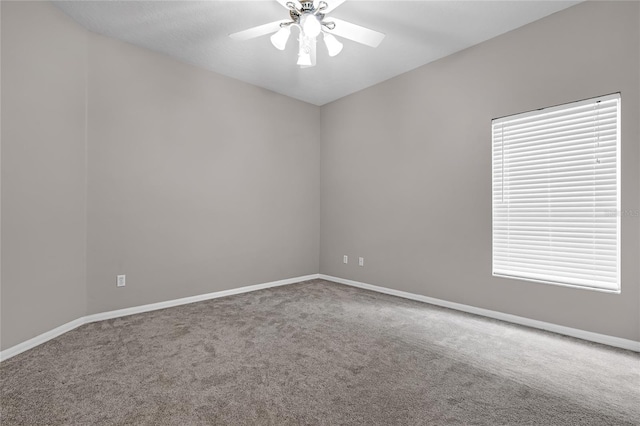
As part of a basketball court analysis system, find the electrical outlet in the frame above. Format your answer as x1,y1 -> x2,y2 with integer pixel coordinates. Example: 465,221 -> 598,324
359,257 -> 364,267
343,255 -> 348,264
117,275 -> 126,287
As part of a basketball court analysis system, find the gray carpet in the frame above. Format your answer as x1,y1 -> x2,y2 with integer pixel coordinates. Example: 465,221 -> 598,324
1,279 -> 639,425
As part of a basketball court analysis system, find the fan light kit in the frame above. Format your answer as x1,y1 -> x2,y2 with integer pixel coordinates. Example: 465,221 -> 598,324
230,0 -> 385,68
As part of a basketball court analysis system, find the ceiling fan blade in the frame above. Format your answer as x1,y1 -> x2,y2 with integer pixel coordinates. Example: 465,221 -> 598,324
323,0 -> 346,14
229,21 -> 284,41
327,18 -> 385,48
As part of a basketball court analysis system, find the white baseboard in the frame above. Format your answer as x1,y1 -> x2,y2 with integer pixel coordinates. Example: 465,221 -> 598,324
0,274 -> 320,362
84,274 -> 320,323
3,272 -> 637,361
319,274 -> 640,353
0,317 -> 87,362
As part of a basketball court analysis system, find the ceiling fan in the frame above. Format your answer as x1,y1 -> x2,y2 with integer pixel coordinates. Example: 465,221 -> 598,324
229,0 -> 385,68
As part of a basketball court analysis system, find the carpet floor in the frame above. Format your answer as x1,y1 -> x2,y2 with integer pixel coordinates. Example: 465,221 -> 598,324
1,279 -> 639,425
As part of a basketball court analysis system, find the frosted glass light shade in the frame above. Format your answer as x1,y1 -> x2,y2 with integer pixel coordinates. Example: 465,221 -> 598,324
297,53 -> 312,66
323,32 -> 343,57
301,14 -> 321,38
270,26 -> 291,50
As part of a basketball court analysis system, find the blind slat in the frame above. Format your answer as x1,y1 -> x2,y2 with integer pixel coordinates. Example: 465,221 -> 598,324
493,108 -> 618,135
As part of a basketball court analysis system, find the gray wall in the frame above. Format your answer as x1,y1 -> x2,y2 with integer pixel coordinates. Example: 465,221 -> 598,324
1,1 -> 88,349
1,1 -> 320,349
320,1 -> 640,341
86,32 -> 320,314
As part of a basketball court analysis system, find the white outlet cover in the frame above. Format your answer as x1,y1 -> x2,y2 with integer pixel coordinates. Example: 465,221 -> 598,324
343,255 -> 348,264
359,257 -> 364,266
117,275 -> 126,287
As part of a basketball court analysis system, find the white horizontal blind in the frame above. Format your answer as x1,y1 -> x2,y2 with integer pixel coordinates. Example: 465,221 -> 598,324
492,94 -> 620,292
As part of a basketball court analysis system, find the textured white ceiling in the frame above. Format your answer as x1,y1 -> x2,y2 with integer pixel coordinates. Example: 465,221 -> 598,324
53,1 -> 581,105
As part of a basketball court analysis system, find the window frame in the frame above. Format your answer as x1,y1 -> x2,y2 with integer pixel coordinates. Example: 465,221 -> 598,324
491,93 -> 621,293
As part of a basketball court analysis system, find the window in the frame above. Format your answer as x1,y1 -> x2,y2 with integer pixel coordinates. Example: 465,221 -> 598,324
492,94 -> 620,293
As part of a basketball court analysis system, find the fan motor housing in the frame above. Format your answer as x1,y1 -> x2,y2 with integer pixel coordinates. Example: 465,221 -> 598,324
290,4 -> 325,24
299,2 -> 315,11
